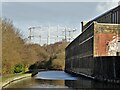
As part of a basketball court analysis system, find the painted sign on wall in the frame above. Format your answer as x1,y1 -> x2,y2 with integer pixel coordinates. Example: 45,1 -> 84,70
94,23 -> 120,57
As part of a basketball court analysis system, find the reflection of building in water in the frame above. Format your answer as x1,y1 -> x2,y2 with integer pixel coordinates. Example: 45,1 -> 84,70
107,36 -> 120,56
65,80 -> 120,89
65,80 -> 93,89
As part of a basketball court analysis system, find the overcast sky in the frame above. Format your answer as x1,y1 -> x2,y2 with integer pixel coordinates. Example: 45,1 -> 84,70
1,0 -> 119,45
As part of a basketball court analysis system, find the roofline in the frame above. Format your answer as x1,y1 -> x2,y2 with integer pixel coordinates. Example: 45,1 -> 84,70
90,5 -> 120,22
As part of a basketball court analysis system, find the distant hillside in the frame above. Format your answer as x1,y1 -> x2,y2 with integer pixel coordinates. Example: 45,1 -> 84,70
29,41 -> 69,70
2,18 -> 69,75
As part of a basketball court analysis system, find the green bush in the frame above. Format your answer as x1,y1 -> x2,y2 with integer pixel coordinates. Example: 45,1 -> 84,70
14,64 -> 24,73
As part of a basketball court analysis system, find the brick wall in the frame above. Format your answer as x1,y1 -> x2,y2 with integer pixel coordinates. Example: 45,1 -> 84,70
94,22 -> 120,56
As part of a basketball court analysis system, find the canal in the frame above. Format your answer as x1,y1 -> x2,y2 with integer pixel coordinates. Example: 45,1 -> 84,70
3,71 -> 120,89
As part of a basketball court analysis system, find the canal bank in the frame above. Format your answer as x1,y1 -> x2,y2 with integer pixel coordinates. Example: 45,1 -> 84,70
1,69 -> 50,89
1,73 -> 31,89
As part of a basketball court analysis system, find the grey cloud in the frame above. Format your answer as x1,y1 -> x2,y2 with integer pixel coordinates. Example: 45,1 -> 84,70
2,2 -> 99,23
2,0 -> 114,2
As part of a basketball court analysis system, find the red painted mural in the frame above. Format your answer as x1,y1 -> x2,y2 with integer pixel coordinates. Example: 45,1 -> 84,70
94,34 -> 120,56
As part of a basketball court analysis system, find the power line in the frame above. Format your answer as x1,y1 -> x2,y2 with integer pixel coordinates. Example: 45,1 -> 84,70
28,25 -> 77,45
62,27 -> 77,42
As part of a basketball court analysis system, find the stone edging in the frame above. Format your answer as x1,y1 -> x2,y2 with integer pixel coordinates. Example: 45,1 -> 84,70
1,74 -> 31,89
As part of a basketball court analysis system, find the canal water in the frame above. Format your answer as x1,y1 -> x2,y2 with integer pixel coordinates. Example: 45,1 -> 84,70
3,71 -> 120,89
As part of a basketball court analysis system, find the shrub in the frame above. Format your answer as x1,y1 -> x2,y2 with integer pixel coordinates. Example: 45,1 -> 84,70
14,64 -> 24,73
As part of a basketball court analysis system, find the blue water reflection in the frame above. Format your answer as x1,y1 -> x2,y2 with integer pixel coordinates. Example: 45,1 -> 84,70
35,71 -> 78,80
